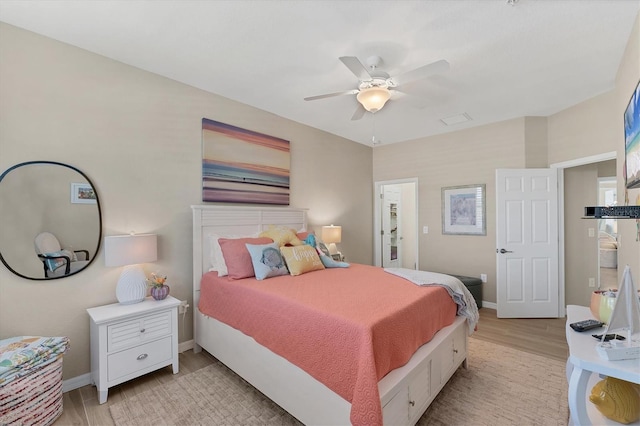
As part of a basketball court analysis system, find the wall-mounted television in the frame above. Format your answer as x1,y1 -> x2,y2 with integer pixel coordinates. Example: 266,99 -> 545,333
624,80 -> 640,189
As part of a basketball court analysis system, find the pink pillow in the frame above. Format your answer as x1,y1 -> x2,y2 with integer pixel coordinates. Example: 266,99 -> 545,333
296,231 -> 311,241
219,237 -> 272,279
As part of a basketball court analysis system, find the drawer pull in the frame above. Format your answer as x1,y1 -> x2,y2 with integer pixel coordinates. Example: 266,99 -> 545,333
409,400 -> 415,407
140,328 -> 146,333
137,353 -> 148,361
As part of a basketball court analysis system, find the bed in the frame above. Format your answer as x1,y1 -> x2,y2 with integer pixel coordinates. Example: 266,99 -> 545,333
192,205 -> 474,425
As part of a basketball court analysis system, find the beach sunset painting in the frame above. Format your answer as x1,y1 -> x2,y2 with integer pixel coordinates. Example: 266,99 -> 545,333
202,118 -> 290,204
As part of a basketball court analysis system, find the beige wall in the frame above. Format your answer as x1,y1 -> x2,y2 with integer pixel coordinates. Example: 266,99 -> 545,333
373,118 -> 527,303
374,11 -> 639,308
549,12 -> 640,288
615,12 -> 640,280
564,163 -> 600,307
0,23 -> 373,380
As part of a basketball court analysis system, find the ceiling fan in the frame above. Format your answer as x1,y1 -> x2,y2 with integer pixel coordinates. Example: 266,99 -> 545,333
304,55 -> 449,120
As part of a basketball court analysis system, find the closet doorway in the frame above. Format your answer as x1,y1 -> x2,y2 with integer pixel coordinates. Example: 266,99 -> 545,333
373,179 -> 418,269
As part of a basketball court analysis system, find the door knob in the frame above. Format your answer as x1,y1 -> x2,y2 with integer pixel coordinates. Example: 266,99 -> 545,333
497,248 -> 513,254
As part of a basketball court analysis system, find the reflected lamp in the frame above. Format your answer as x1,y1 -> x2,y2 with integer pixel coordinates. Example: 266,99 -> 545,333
321,225 -> 342,255
104,234 -> 157,305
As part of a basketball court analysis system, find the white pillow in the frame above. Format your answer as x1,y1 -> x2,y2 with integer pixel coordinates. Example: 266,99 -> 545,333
208,234 -> 228,276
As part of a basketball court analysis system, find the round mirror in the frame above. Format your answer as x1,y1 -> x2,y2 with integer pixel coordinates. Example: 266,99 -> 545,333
0,161 -> 102,280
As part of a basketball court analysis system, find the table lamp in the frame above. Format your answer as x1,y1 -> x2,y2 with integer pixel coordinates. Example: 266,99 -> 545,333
104,234 -> 157,305
321,225 -> 342,255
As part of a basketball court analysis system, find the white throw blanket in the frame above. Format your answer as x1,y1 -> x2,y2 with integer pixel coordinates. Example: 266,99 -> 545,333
384,268 -> 479,335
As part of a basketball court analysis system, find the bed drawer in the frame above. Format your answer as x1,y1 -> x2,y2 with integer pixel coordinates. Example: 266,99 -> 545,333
107,311 -> 172,352
107,336 -> 172,382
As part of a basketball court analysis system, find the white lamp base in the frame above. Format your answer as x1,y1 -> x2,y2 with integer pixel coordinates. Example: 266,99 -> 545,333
327,243 -> 339,255
116,265 -> 147,305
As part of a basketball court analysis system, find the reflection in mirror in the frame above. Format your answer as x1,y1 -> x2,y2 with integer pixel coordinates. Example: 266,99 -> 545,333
0,161 -> 102,280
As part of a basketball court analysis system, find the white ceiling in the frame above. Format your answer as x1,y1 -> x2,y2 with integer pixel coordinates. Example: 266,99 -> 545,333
1,0 -> 638,146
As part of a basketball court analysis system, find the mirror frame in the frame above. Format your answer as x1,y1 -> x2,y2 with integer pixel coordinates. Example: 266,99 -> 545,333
0,160 -> 103,280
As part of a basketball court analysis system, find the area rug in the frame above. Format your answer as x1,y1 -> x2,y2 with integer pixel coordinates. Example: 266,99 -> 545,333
109,338 -> 568,426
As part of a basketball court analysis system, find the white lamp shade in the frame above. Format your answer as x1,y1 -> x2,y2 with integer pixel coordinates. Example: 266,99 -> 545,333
104,234 -> 157,267
322,225 -> 342,244
356,87 -> 391,113
104,234 -> 157,305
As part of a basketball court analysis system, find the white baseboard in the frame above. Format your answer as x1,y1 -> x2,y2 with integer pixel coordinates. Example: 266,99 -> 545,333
482,301 -> 497,310
179,339 -> 194,353
62,339 -> 196,394
63,372 -> 91,393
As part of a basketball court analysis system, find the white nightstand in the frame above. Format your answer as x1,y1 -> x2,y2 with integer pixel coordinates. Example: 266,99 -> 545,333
87,296 -> 180,404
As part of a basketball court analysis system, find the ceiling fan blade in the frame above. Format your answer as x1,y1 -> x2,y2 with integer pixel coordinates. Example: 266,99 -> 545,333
339,56 -> 373,82
390,89 -> 430,108
351,104 -> 366,121
304,89 -> 358,101
389,59 -> 450,87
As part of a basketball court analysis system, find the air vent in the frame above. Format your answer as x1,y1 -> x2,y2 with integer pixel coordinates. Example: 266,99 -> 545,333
440,113 -> 472,126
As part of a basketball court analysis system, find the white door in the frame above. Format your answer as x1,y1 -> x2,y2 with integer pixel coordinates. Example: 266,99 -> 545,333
382,186 -> 401,268
496,169 -> 560,318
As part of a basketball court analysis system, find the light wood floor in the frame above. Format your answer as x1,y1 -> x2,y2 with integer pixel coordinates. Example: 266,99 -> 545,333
54,308 -> 569,426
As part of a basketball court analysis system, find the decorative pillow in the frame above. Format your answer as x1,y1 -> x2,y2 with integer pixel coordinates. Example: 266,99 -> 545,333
320,254 -> 350,268
317,242 -> 331,257
280,245 -> 325,276
301,234 -> 347,268
208,234 -> 227,274
245,242 -> 289,280
259,225 -> 303,247
219,237 -> 272,279
209,232 -> 260,276
43,251 -> 71,271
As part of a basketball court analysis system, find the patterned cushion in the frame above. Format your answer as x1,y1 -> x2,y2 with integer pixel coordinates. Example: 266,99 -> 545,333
245,242 -> 289,280
42,251 -> 71,272
280,245 -> 325,276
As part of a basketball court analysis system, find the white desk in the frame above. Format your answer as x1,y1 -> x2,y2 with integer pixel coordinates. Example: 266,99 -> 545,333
566,305 -> 640,426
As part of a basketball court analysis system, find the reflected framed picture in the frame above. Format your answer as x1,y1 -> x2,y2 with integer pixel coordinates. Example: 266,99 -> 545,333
71,183 -> 96,204
442,184 -> 486,235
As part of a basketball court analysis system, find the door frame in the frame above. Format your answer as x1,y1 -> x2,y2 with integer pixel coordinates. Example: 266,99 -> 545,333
373,178 -> 419,268
550,151 -> 617,318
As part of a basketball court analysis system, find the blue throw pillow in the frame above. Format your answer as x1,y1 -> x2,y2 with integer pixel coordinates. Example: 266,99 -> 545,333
245,242 -> 289,280
319,254 -> 350,268
43,251 -> 69,271
303,233 -> 348,268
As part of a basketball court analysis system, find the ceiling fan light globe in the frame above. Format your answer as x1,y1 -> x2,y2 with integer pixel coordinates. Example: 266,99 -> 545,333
357,87 -> 390,113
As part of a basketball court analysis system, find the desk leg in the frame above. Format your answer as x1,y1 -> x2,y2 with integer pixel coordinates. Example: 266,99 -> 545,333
568,365 -> 591,426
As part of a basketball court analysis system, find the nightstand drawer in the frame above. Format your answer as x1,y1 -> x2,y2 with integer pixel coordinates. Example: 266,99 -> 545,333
107,336 -> 172,382
107,311 -> 172,352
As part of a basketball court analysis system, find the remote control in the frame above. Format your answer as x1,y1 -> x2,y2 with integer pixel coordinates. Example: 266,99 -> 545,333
570,319 -> 605,332
592,334 -> 626,341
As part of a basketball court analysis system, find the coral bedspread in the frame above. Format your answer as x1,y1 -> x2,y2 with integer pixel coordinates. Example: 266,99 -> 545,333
198,263 -> 457,426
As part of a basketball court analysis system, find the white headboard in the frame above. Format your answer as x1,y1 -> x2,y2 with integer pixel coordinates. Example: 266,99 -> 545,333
191,205 -> 307,306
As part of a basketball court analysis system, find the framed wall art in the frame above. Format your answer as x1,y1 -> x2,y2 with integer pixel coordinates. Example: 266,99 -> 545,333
441,184 -> 486,235
71,183 -> 96,204
202,118 -> 290,205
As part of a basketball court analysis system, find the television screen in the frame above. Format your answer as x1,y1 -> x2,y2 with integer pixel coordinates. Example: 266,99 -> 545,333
624,80 -> 640,189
